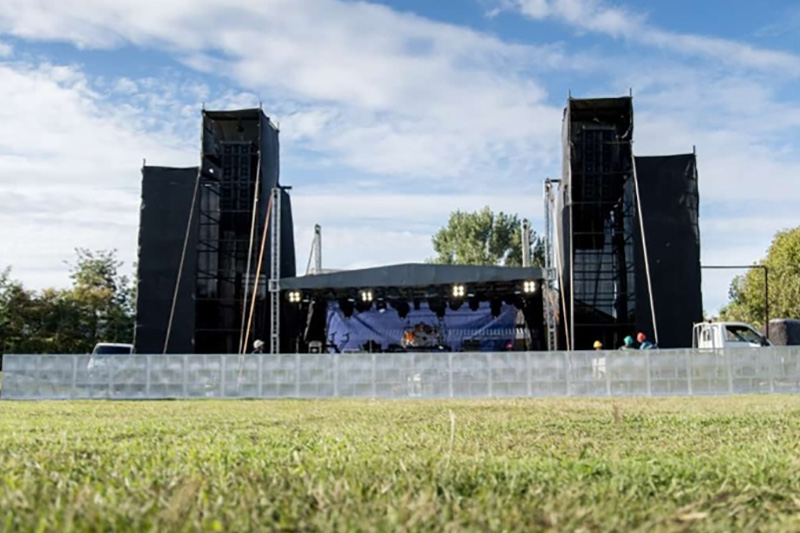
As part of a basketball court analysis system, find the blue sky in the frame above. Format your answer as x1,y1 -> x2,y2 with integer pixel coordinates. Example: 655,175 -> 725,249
1,0 -> 800,314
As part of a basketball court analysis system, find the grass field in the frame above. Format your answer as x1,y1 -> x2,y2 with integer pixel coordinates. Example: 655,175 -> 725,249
2,398 -> 800,532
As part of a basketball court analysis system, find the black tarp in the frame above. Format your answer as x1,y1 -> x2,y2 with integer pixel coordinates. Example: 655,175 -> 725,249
634,154 -> 702,348
766,319 -> 800,346
134,166 -> 198,354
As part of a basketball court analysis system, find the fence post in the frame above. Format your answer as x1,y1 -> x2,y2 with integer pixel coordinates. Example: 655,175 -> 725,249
526,351 -> 532,397
449,353 -> 454,398
564,351 -> 571,396
768,350 -> 776,394
181,354 -> 188,398
372,353 -> 377,398
605,352 -> 612,397
34,354 -> 42,398
726,350 -> 734,394
145,355 -> 152,397
487,353 -> 493,398
686,351 -> 693,396
71,355 -> 78,399
333,354 -> 339,398
295,353 -> 301,397
108,356 -> 115,399
645,351 -> 652,397
220,355 -> 227,397
257,355 -> 264,397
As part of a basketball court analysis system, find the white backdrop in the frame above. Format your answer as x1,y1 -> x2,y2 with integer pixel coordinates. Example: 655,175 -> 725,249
3,348 -> 800,400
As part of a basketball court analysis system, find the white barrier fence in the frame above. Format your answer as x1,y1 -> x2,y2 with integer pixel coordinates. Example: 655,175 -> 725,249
3,349 -> 800,400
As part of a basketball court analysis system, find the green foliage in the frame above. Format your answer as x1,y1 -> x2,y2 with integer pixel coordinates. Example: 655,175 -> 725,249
2,397 -> 800,531
721,227 -> 800,327
430,207 -> 544,267
0,249 -> 134,355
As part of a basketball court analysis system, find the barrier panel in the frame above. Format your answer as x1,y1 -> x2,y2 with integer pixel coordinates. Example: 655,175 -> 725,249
3,348 -> 800,400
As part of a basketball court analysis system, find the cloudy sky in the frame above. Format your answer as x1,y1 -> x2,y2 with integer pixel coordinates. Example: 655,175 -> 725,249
1,0 -> 799,313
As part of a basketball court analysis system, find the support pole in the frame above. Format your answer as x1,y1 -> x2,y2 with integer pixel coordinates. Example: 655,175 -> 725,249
701,265 -> 769,337
544,179 -> 561,351
764,267 -> 770,340
521,219 -> 531,268
269,187 -> 282,355
242,195 -> 274,354
314,224 -> 322,275
239,152 -> 263,353
163,167 -> 202,353
631,150 -> 660,347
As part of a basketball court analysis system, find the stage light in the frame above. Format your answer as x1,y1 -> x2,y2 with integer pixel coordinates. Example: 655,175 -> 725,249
360,289 -> 374,302
429,299 -> 446,319
522,280 -> 537,294
286,291 -> 302,303
490,298 -> 502,317
391,300 -> 410,319
339,298 -> 354,318
448,299 -> 463,311
451,284 -> 466,298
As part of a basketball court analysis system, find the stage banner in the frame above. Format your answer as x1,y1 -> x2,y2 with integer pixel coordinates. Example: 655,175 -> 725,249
325,301 -> 516,353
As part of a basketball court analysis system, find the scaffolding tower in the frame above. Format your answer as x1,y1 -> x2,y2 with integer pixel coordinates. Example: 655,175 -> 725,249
543,179 -> 560,351
195,110 -> 280,354
561,97 -> 637,351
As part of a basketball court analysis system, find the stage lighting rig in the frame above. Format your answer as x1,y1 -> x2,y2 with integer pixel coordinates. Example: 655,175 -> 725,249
522,280 -> 537,294
286,291 -> 302,303
451,284 -> 466,298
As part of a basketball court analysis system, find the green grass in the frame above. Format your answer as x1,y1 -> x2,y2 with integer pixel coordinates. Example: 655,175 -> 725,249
2,398 -> 800,532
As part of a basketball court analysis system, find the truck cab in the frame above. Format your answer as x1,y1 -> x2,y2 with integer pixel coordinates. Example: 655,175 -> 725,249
87,343 -> 133,372
692,322 -> 771,349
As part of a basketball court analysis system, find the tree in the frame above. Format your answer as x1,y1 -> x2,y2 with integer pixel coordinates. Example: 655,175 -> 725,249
0,249 -> 135,355
430,207 -> 545,267
64,249 -> 136,352
720,227 -> 800,327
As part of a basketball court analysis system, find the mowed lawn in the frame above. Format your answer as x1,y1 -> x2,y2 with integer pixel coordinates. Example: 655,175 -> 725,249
2,398 -> 800,532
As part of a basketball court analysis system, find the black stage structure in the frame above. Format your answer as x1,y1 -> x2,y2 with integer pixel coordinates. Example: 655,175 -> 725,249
279,264 -> 547,353
134,109 -> 296,355
558,96 -> 702,350
633,154 -> 702,348
134,166 -> 199,354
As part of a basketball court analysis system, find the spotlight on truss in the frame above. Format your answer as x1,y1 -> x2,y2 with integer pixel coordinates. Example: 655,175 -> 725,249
522,280 -> 537,294
451,284 -> 466,298
359,289 -> 374,302
286,291 -> 302,303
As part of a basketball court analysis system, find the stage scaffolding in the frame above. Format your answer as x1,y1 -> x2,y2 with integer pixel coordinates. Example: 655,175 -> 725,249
561,97 -> 637,351
195,110 -> 283,354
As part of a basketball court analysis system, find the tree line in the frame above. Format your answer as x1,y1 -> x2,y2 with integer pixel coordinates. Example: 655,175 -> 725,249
0,249 -> 135,355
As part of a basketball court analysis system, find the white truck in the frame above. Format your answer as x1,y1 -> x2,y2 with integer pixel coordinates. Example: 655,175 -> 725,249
87,343 -> 133,372
692,322 -> 771,349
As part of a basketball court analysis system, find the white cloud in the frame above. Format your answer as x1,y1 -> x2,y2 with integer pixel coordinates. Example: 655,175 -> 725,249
0,0 -> 576,183
0,61 -> 197,288
510,0 -> 800,74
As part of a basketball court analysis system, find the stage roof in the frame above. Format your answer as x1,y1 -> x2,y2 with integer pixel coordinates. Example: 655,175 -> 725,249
280,263 -> 543,291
